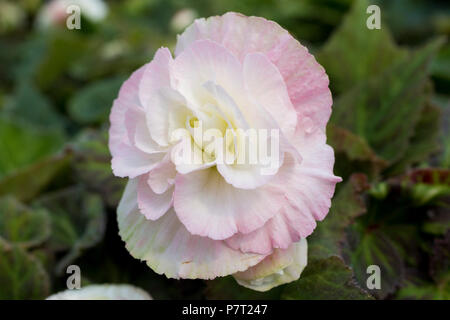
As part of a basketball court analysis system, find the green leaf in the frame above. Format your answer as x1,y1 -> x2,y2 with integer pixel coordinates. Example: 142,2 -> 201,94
430,231 -> 450,288
407,169 -> 450,206
331,38 -> 444,164
0,196 -> 51,248
327,124 -> 387,180
344,169 -> 450,299
308,174 -> 369,261
34,187 -> 106,275
281,256 -> 373,300
4,81 -> 66,130
317,0 -> 407,94
0,117 -> 64,179
35,31 -> 88,89
396,280 -> 449,300
385,102 -> 442,175
0,150 -> 72,202
72,129 -> 126,207
67,77 -> 125,125
0,244 -> 50,299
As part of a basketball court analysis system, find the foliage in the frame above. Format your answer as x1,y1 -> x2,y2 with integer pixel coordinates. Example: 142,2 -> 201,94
0,0 -> 448,299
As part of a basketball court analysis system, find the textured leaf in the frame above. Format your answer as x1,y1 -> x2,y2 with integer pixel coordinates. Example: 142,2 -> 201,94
0,150 -> 72,202
281,256 -> 372,300
68,77 -> 125,125
71,129 -> 126,207
4,81 -> 65,130
327,124 -> 387,180
345,168 -> 450,299
386,103 -> 442,175
0,244 -> 50,299
332,38 -> 444,163
0,117 -> 64,179
0,196 -> 50,248
308,174 -> 369,261
317,0 -> 407,94
430,231 -> 450,287
35,31 -> 88,89
396,280 -> 449,300
34,187 -> 106,275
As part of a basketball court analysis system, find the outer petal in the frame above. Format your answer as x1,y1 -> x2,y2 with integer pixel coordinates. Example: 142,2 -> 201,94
46,284 -> 152,300
175,12 -> 332,130
226,124 -> 341,254
243,52 -> 297,138
111,143 -> 164,178
109,59 -> 166,178
233,239 -> 307,292
171,39 -> 246,116
109,65 -> 146,155
137,175 -> 173,220
139,47 -> 172,111
124,105 -> 164,154
118,180 -> 265,280
173,168 -> 285,240
286,121 -> 342,221
147,155 -> 177,194
225,201 -> 315,255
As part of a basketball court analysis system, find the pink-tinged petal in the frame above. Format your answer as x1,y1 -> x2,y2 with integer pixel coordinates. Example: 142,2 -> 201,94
146,87 -> 192,147
109,65 -> 146,155
118,180 -> 265,279
170,138 -> 216,174
124,105 -> 165,154
111,143 -> 164,178
285,122 -> 342,221
216,162 -> 278,190
233,239 -> 307,292
225,201 -> 315,255
137,175 -> 173,220
243,52 -> 297,138
173,168 -> 285,240
147,155 -> 177,194
171,39 -> 246,112
226,126 -> 340,254
139,47 -> 172,110
175,12 -> 332,131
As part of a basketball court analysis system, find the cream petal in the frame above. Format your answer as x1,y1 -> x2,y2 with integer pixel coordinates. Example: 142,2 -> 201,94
175,12 -> 332,131
124,105 -> 165,154
137,175 -> 173,220
118,180 -> 265,279
46,284 -> 152,300
243,52 -> 297,138
233,239 -> 307,292
173,168 -> 285,240
147,155 -> 177,194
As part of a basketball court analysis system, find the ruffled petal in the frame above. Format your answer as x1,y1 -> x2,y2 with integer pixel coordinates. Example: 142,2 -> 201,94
233,239 -> 307,292
225,201 -> 315,255
111,143 -> 164,178
243,52 -> 297,138
46,284 -> 152,300
225,126 -> 340,254
171,39 -> 246,116
175,12 -> 332,131
173,168 -> 285,240
118,180 -> 265,279
147,155 -> 177,194
109,65 -> 146,155
124,105 -> 165,154
137,175 -> 173,220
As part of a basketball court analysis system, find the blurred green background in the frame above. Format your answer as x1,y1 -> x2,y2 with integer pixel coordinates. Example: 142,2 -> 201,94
0,0 -> 448,300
